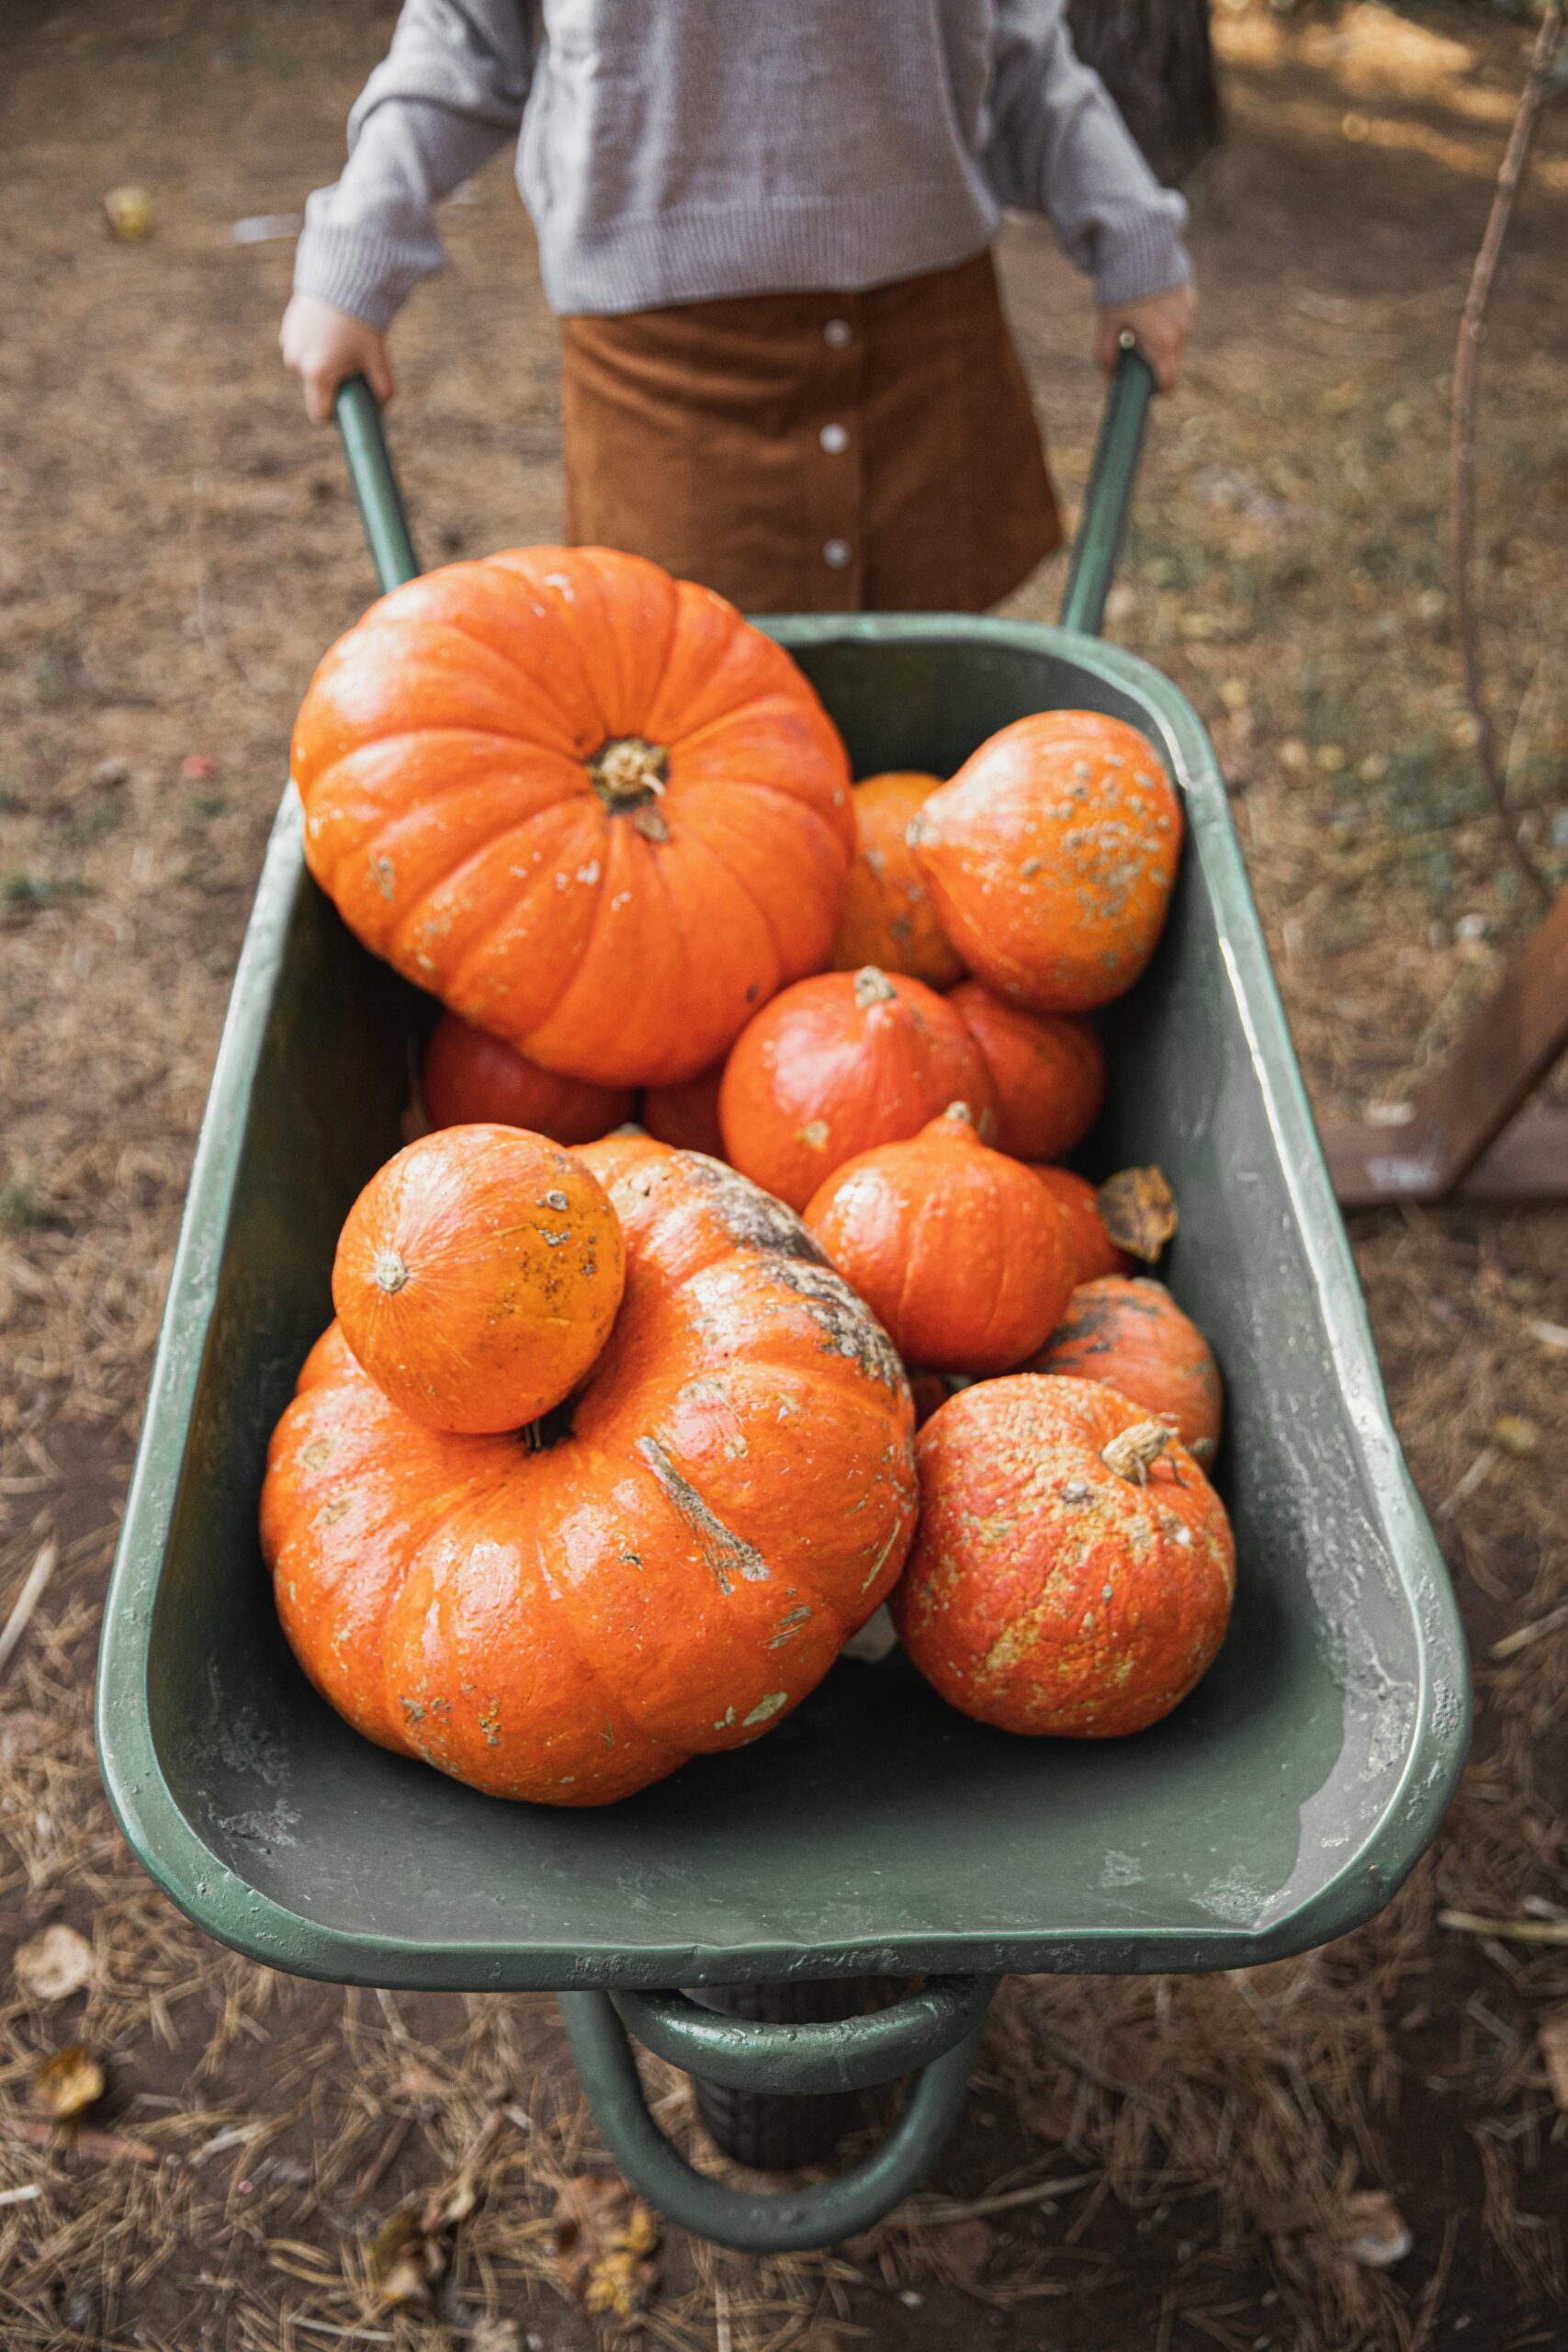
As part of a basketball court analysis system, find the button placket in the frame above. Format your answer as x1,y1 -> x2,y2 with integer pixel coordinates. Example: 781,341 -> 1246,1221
808,300 -> 865,609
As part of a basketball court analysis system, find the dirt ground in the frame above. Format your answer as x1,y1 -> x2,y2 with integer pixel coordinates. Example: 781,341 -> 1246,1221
3,3 -> 1567,2347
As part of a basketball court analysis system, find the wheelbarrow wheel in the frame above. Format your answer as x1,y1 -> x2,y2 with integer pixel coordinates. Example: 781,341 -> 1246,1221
688,1982 -> 873,2170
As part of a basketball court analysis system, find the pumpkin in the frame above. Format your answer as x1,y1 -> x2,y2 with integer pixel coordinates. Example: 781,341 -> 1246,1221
949,980 -> 1105,1161
908,711 -> 1182,1012
892,1374 -> 1235,1737
803,1103 -> 1076,1374
423,1011 -> 636,1145
1028,1167 -> 1132,1284
331,1125 -> 625,1435
1024,1275 -> 1223,1464
719,967 -> 996,1213
643,1065 -> 726,1159
291,547 -> 854,1087
908,1371 -> 957,1429
263,1149 -> 918,1804
831,772 -> 964,988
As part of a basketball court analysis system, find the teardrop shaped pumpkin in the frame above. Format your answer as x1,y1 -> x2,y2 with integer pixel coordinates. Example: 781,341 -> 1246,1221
642,1064 -> 727,1159
331,1125 -> 625,1435
291,547 -> 854,1087
803,1103 -> 1076,1374
831,771 -> 964,988
908,711 -> 1182,1012
949,980 -> 1106,1161
423,1012 -> 636,1145
1023,1274 -> 1223,1463
1028,1167 -> 1133,1284
263,1149 -> 918,1804
719,967 -> 996,1213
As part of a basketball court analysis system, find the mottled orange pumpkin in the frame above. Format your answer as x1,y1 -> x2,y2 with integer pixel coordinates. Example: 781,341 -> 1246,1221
263,1151 -> 917,1804
831,772 -> 964,988
949,980 -> 1106,1161
423,1012 -> 636,1145
720,967 -> 996,1213
1025,1275 -> 1223,1464
642,1065 -> 726,1159
892,1375 -> 1235,1737
1028,1167 -> 1133,1284
909,711 -> 1182,1012
291,547 -> 853,1087
804,1103 -> 1076,1374
331,1125 -> 625,1435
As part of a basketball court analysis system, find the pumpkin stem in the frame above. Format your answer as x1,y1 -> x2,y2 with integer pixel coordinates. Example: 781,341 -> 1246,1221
942,1100 -> 976,1128
374,1248 -> 411,1295
590,736 -> 669,812
1100,1419 -> 1171,1485
853,966 -> 897,1009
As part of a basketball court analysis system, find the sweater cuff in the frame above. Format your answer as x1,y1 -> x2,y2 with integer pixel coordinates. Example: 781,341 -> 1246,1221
1092,209 -> 1193,309
292,214 -> 441,333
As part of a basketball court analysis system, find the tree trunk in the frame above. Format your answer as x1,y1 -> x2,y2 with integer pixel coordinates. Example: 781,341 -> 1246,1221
1066,0 -> 1223,187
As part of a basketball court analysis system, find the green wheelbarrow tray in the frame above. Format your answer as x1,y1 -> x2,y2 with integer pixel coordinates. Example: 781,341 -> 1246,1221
96,355 -> 1470,2256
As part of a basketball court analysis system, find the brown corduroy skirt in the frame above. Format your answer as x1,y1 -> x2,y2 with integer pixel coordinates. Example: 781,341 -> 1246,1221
559,247 -> 1060,615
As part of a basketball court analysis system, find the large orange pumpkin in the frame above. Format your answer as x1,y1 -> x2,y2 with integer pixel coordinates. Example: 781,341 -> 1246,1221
423,1012 -> 636,1145
1028,1167 -> 1133,1284
949,980 -> 1106,1161
831,772 -> 964,988
719,967 -> 996,1213
642,1065 -> 726,1159
264,1149 -> 918,1805
803,1103 -> 1076,1374
291,548 -> 854,1087
1024,1275 -> 1223,1464
909,711 -> 1182,1012
893,1375 -> 1235,1737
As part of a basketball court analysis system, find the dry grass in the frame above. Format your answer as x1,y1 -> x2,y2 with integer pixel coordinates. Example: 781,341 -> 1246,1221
2,1 -> 1567,2346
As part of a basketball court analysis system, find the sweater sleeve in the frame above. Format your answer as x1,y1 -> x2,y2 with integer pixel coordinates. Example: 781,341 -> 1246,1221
985,0 -> 1191,307
293,0 -> 536,331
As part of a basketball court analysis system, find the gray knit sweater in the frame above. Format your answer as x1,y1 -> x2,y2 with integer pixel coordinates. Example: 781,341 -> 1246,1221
295,0 -> 1191,328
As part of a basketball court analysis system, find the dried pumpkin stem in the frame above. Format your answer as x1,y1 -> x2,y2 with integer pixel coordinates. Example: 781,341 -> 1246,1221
590,736 -> 669,811
1100,1419 -> 1171,1485
852,966 -> 897,1009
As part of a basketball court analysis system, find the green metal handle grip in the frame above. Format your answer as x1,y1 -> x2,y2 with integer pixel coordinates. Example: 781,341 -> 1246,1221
1058,335 -> 1156,639
611,1974 -> 993,2095
334,376 -> 420,594
558,1989 -> 986,2254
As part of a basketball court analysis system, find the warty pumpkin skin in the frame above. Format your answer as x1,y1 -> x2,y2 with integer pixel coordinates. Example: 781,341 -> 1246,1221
803,1103 -> 1076,1374
331,1125 -> 625,1436
642,1065 -> 726,1159
949,980 -> 1106,1162
908,711 -> 1182,1012
830,771 -> 964,989
291,547 -> 854,1088
263,1148 -> 918,1805
1028,1166 -> 1133,1284
423,1011 -> 636,1145
892,1374 -> 1235,1738
1024,1274 -> 1223,1464
719,967 -> 997,1213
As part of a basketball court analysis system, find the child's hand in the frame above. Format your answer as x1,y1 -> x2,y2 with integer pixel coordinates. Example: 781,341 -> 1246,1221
1093,280 -> 1197,394
280,294 -> 395,424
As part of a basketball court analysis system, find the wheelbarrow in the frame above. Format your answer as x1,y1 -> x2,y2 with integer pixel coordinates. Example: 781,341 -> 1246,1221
96,347 -> 1470,2256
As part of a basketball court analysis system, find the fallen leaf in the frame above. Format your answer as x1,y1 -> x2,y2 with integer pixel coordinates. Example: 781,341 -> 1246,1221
1493,1414 -> 1540,1457
1343,2188 -> 1412,2267
368,2208 -> 443,2310
15,1924 -> 94,2003
554,2175 -> 660,2325
922,2214 -> 992,2282
1097,1167 -> 1178,1263
34,2046 -> 104,2120
104,186 -> 154,240
1539,2009 -> 1568,2111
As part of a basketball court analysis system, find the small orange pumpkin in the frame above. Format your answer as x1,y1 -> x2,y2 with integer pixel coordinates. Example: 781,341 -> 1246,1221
1028,1167 -> 1133,1284
804,1103 -> 1076,1374
949,980 -> 1106,1161
1024,1275 -> 1223,1463
642,1065 -> 726,1159
423,1012 -> 636,1145
831,772 -> 964,988
909,711 -> 1182,1012
892,1374 -> 1235,1737
719,967 -> 997,1213
331,1125 -> 625,1434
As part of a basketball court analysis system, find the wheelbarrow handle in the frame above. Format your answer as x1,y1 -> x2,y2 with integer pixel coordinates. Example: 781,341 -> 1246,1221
1058,334 -> 1156,639
558,1986 -> 990,2255
611,1973 -> 992,2094
333,376 -> 421,594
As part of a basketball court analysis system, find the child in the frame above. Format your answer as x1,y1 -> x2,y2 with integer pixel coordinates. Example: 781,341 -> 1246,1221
282,1 -> 1195,612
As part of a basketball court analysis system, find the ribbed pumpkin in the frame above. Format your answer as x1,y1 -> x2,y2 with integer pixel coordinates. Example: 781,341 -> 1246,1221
949,980 -> 1106,1161
909,711 -> 1182,1012
719,967 -> 996,1213
831,772 -> 964,988
642,1066 -> 726,1159
263,1149 -> 918,1805
423,1012 -> 636,1144
804,1103 -> 1076,1374
1029,1167 -> 1133,1284
893,1375 -> 1235,1737
291,547 -> 854,1087
1024,1275 -> 1223,1464
331,1125 -> 625,1435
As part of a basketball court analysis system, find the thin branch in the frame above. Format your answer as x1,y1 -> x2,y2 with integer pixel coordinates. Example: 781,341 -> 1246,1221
1449,0 -> 1562,906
